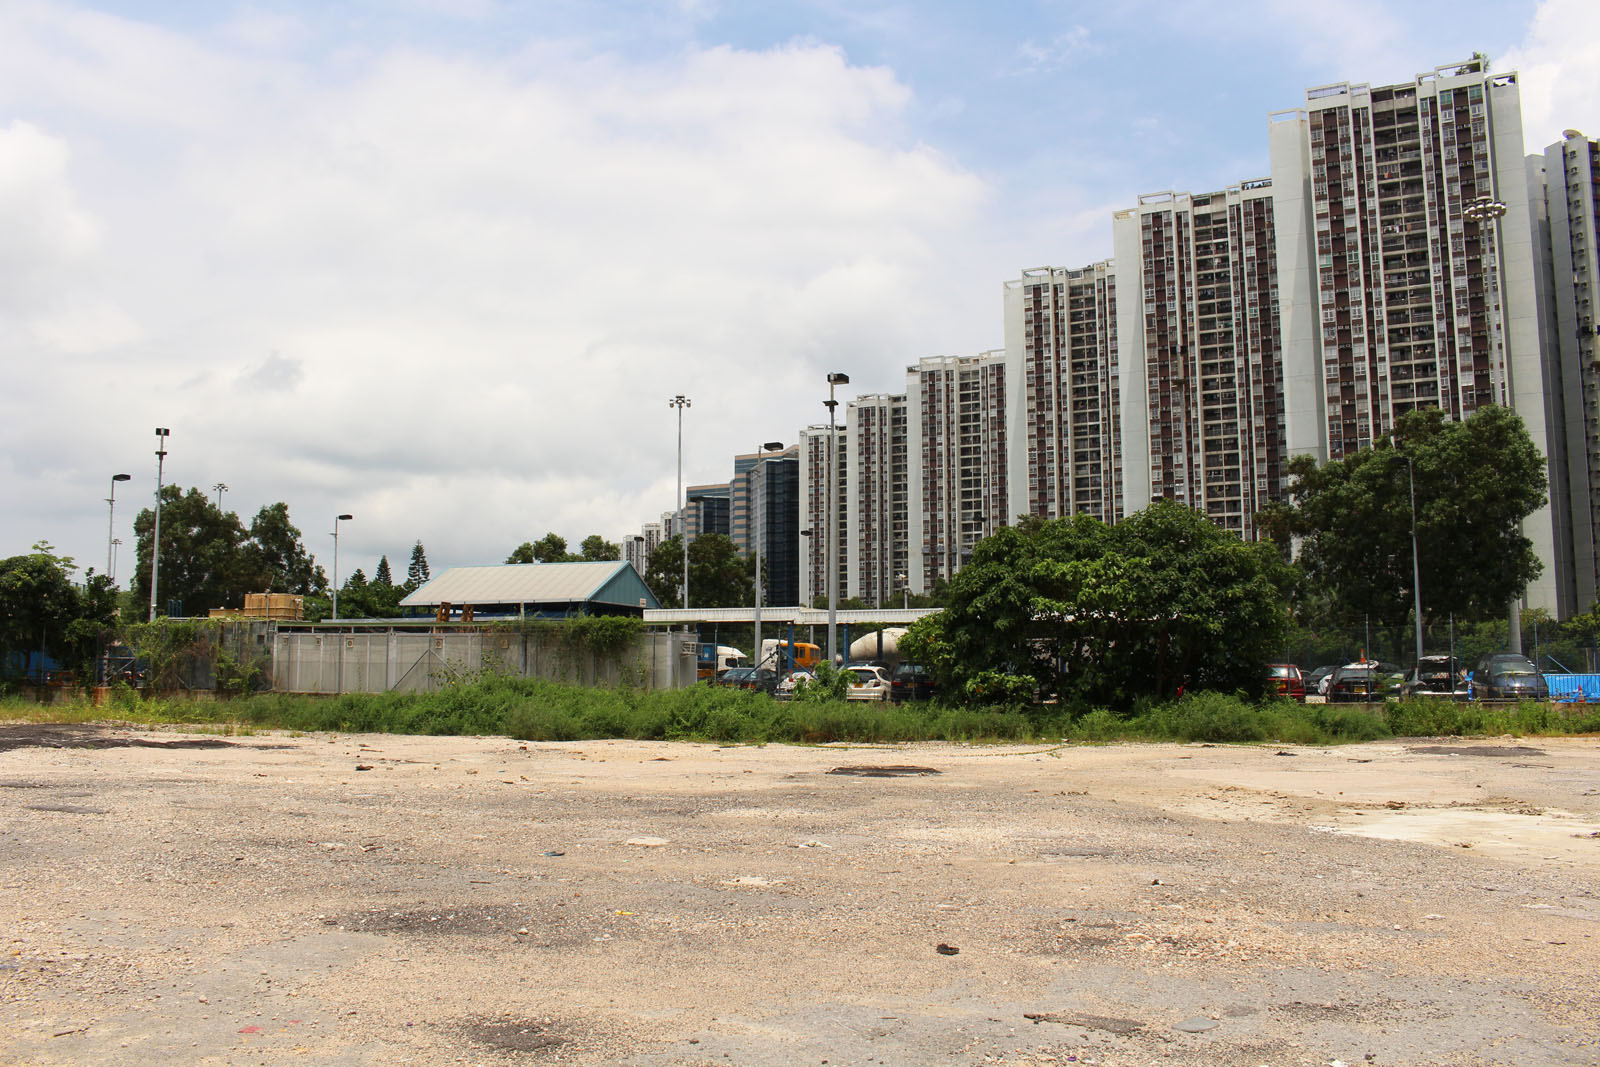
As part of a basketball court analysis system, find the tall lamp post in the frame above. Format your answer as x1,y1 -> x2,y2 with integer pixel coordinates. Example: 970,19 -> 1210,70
753,441 -> 783,669
1391,450 -> 1424,665
669,395 -> 692,610
331,514 -> 354,621
1463,192 -> 1520,652
824,372 -> 850,667
213,482 -> 228,511
897,571 -> 908,611
149,428 -> 170,621
106,473 -> 131,580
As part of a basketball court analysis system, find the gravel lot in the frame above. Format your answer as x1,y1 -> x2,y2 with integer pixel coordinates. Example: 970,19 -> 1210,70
2,722 -> 1597,1066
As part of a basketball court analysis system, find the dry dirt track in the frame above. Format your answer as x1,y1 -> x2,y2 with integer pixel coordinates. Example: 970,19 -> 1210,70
2,723 -> 1598,1067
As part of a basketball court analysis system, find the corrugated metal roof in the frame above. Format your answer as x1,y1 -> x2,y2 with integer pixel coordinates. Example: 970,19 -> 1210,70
644,608 -> 934,625
400,562 -> 655,608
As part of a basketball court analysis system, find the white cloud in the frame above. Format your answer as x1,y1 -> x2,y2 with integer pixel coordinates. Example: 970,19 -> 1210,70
0,9 -> 992,574
0,119 -> 140,353
1499,0 -> 1600,151
1012,26 -> 1092,76
0,121 -> 98,308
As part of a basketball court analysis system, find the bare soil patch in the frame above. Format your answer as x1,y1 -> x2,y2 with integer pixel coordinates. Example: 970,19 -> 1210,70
2,727 -> 1597,1066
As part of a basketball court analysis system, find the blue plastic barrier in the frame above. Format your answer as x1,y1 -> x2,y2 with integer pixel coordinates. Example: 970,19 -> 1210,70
1545,674 -> 1600,702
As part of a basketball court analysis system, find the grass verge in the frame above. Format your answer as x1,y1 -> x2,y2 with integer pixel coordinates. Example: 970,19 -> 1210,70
3,681 -> 1598,745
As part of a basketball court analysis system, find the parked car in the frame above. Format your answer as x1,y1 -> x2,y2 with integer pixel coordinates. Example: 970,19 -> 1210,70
1266,664 -> 1306,702
1470,653 -> 1549,701
889,663 -> 938,703
1402,655 -> 1467,699
1327,661 -> 1403,703
774,670 -> 815,701
715,666 -> 779,695
845,665 -> 891,702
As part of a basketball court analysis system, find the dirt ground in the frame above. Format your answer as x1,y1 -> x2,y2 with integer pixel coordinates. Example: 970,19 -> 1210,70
2,723 -> 1597,1066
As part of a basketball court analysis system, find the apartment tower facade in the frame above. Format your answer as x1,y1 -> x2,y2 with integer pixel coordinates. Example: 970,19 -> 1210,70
843,394 -> 909,608
907,352 -> 1009,594
798,424 -> 848,608
1003,263 -> 1122,526
1112,181 -> 1287,537
1269,57 -> 1561,611
1534,131 -> 1600,610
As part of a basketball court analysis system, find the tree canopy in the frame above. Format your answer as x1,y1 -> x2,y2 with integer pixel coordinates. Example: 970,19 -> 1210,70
508,533 -> 623,565
902,502 -> 1292,708
407,541 -> 430,587
1280,405 -> 1546,653
131,490 -> 325,616
644,534 -> 753,609
0,544 -> 119,678
338,556 -> 404,619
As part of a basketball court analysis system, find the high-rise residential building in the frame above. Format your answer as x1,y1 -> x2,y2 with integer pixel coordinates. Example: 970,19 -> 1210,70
1270,56 -> 1561,612
799,424 -> 847,608
845,394 -> 909,607
1112,180 -> 1287,537
1533,131 -> 1600,611
1004,263 -> 1122,526
909,352 -> 1009,593
623,529 -> 653,575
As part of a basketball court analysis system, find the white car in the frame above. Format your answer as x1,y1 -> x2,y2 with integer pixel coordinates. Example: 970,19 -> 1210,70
845,665 -> 891,702
774,670 -> 815,701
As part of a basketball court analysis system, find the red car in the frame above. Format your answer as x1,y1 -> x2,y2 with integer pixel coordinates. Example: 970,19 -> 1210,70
1267,664 -> 1306,702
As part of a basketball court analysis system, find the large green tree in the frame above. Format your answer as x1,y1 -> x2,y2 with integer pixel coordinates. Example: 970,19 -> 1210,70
132,493 -> 324,616
579,535 -> 621,562
0,544 -> 119,679
507,533 -> 621,565
903,502 -> 1291,708
1283,405 -> 1546,655
407,541 -> 430,588
132,487 -> 251,616
644,534 -> 753,609
240,502 -> 325,595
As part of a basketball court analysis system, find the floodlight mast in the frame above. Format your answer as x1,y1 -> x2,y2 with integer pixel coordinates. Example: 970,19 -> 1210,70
149,429 -> 170,621
824,372 -> 850,667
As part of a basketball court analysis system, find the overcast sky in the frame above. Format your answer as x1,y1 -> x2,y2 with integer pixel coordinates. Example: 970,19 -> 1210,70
4,0 -> 1597,584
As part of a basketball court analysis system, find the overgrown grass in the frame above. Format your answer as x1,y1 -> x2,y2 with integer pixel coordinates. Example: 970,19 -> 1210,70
4,681 -> 1599,746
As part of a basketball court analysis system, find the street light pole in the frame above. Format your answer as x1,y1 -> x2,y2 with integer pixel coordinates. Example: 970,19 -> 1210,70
824,372 -> 850,667
1396,451 -> 1424,665
1464,193 -> 1520,653
669,395 -> 692,609
898,571 -> 908,611
149,428 -> 169,621
214,482 -> 228,511
107,473 -> 131,580
753,441 -> 783,669
331,514 -> 354,621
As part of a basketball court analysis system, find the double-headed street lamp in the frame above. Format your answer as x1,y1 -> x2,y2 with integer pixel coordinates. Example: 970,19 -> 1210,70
331,514 -> 354,621
753,441 -> 783,668
669,395 -> 692,610
106,473 -> 131,580
149,428 -> 170,621
214,482 -> 228,511
824,372 -> 849,667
